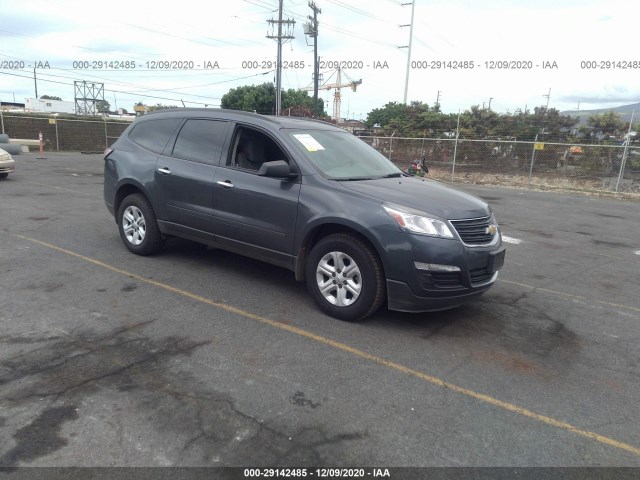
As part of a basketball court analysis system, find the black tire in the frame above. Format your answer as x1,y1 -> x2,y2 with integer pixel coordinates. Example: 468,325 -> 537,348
306,234 -> 385,321
117,193 -> 162,256
0,173 -> 8,179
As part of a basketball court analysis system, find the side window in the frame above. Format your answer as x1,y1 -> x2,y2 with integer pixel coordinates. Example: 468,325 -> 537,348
128,118 -> 181,154
172,119 -> 228,165
229,127 -> 288,172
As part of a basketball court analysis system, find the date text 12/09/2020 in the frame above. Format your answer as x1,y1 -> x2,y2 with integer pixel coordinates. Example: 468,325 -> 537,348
243,468 -> 391,478
70,60 -> 221,70
4,58 -> 640,71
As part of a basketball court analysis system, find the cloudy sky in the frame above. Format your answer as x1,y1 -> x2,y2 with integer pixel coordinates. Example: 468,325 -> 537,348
0,0 -> 637,118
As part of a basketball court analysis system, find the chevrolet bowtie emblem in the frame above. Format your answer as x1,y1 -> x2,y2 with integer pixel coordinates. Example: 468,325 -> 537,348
485,225 -> 497,235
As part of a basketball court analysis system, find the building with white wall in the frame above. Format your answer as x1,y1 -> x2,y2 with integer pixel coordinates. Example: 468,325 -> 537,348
25,98 -> 75,114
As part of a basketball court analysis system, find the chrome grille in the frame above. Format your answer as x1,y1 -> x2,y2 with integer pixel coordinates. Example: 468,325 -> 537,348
449,215 -> 496,245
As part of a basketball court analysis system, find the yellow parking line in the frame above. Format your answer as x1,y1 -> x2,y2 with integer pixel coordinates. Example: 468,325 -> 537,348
20,180 -> 95,196
14,234 -> 640,458
499,279 -> 640,314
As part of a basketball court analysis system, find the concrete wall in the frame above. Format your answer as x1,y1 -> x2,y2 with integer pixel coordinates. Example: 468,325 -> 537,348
2,115 -> 129,151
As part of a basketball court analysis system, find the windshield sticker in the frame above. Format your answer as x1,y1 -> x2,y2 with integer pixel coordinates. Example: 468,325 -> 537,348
293,134 -> 325,152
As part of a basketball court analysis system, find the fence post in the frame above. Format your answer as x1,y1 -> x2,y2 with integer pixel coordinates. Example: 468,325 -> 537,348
104,119 -> 108,148
528,133 -> 539,187
451,110 -> 460,182
615,110 -> 634,193
389,131 -> 396,161
55,119 -> 59,151
0,109 -> 4,134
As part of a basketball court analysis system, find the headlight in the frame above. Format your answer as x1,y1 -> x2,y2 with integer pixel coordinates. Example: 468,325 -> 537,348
382,203 -> 454,238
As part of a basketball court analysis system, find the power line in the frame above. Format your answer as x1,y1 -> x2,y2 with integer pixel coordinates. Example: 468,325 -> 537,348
241,0 -> 278,11
283,9 -> 401,48
0,71 -> 210,105
124,24 -> 247,48
0,69 -> 275,106
324,0 -> 395,24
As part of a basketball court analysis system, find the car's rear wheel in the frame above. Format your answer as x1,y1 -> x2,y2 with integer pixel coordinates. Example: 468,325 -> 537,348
306,234 -> 385,321
0,173 -> 8,179
117,193 -> 162,255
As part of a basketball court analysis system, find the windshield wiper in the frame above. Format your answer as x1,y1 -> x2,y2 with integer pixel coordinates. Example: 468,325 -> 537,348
337,176 -> 377,181
334,173 -> 404,181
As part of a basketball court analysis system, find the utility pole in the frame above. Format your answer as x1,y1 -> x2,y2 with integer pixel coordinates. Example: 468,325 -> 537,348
305,1 -> 321,116
399,1 -> 415,104
541,88 -> 551,136
34,68 -> 38,99
435,90 -> 441,110
543,88 -> 551,110
488,97 -> 493,110
267,1 -> 295,116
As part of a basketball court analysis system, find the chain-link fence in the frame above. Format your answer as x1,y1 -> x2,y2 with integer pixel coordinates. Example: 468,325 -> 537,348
359,136 -> 640,194
3,112 -> 639,194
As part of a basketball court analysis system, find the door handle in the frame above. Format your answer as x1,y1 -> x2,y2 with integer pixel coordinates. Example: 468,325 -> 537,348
216,180 -> 235,188
157,167 -> 172,175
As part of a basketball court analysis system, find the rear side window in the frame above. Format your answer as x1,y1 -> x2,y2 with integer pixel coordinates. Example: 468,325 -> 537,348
172,119 -> 229,165
128,118 -> 181,154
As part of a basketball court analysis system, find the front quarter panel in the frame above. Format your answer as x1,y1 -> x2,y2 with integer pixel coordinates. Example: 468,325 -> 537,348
296,183 -> 398,271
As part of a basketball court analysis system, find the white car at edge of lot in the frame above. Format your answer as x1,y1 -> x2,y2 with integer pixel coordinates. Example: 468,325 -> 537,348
0,148 -> 15,179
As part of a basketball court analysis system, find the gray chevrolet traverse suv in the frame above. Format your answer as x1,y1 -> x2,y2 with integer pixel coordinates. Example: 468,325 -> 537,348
104,109 -> 505,321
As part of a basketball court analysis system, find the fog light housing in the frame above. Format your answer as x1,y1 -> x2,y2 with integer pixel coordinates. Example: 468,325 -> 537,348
414,262 -> 461,272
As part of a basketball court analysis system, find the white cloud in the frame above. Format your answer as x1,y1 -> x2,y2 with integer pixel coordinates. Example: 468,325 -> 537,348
0,0 -> 637,117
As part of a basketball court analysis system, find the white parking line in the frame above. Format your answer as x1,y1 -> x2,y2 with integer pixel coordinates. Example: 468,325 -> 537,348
635,250 -> 640,256
502,235 -> 522,245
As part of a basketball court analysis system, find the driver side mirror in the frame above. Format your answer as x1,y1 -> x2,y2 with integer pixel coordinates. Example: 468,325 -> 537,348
257,160 -> 297,179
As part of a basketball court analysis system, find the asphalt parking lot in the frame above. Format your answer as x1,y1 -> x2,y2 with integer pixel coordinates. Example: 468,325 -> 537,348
1,152 -> 639,469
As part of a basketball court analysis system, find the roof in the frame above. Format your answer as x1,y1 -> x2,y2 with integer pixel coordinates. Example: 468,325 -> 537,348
144,108 -> 340,131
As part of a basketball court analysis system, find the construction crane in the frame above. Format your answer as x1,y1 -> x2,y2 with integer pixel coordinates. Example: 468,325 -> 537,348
302,66 -> 362,121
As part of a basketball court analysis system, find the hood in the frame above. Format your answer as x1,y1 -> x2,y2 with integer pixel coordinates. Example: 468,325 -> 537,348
339,176 -> 491,220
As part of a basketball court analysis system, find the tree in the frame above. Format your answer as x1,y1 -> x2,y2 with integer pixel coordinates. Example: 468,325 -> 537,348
40,95 -> 62,101
221,83 -> 276,114
96,100 -> 111,114
365,101 -> 454,137
362,101 -> 578,141
582,111 -> 624,140
281,89 -> 325,116
221,83 -> 326,116
364,102 -> 408,129
147,104 -> 179,111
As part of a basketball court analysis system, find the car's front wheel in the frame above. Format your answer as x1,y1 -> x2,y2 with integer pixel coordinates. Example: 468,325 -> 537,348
306,234 -> 385,321
117,193 -> 162,255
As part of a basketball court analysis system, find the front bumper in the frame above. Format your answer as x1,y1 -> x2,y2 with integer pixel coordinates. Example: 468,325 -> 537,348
0,159 -> 15,174
380,228 -> 505,312
386,275 -> 497,312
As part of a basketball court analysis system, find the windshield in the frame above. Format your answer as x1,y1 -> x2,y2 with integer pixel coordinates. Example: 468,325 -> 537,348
287,130 -> 402,180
